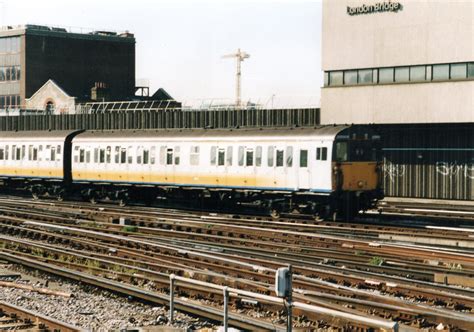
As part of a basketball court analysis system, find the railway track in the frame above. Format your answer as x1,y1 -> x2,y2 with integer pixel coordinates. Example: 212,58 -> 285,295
0,196 -> 474,330
0,301 -> 83,331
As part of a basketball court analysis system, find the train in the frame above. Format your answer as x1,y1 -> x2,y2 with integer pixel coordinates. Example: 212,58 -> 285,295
0,125 -> 383,219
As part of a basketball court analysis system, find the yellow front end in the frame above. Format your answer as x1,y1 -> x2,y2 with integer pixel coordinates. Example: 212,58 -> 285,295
334,162 -> 379,191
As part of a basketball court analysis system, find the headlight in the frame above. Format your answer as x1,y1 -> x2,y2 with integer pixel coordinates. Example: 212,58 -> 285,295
357,181 -> 364,188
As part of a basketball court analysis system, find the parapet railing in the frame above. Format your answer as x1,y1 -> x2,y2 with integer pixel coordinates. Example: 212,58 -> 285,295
169,274 -> 399,332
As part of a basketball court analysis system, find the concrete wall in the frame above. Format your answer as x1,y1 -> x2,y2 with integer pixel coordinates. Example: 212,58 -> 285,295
321,0 -> 474,124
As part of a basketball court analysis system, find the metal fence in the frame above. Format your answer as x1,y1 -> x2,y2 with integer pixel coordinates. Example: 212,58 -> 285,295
0,108 -> 320,131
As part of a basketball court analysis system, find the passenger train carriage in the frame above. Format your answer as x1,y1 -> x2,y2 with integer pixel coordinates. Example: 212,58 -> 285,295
0,125 -> 383,219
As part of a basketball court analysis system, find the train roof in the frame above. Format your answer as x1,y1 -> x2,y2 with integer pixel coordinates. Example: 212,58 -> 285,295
0,130 -> 81,140
73,126 -> 353,142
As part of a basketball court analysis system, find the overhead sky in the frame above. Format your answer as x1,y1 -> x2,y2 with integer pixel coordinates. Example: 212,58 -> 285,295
6,0 -> 322,107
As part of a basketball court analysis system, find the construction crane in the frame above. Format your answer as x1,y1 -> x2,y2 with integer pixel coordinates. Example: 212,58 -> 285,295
222,48 -> 250,108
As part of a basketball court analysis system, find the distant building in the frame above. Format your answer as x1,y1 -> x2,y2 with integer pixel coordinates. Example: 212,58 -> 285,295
321,0 -> 474,124
0,24 -> 135,111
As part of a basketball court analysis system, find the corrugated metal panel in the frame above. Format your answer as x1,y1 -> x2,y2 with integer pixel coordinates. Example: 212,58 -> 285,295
379,124 -> 474,201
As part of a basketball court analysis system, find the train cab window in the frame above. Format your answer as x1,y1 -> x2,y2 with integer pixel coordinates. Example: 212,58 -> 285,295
210,146 -> 217,166
286,146 -> 293,167
120,147 -> 127,164
238,146 -> 244,166
166,148 -> 173,165
276,149 -> 284,167
246,149 -> 254,167
79,149 -> 85,163
300,150 -> 308,167
143,149 -> 149,165
174,146 -> 180,165
267,146 -> 275,167
150,147 -> 156,164
226,146 -> 233,166
190,146 -> 200,166
255,146 -> 262,167
218,148 -> 225,166
114,147 -> 120,163
335,142 -> 348,162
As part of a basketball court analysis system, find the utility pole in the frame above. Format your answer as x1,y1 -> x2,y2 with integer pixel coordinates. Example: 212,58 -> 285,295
222,48 -> 250,108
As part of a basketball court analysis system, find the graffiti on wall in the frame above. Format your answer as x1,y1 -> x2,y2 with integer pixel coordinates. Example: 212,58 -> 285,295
436,162 -> 474,179
383,162 -> 406,182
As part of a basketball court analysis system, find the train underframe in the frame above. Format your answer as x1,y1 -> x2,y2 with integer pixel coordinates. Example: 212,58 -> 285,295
1,177 -> 382,220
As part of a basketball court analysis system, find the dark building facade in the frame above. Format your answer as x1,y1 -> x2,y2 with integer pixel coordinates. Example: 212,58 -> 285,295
0,25 -> 135,110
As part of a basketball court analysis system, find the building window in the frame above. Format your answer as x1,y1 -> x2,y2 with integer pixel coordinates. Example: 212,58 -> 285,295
394,67 -> 409,82
344,70 -> 357,85
468,63 -> 474,78
432,64 -> 449,81
329,71 -> 343,86
410,66 -> 426,81
358,69 -> 373,84
378,68 -> 393,83
450,63 -> 467,79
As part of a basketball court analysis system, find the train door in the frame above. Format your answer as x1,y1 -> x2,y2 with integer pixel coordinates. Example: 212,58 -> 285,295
210,144 -> 227,187
297,146 -> 310,189
271,145 -> 287,189
311,142 -> 330,192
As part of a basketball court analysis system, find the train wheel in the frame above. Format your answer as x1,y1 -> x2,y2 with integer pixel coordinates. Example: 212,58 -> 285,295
270,208 -> 281,219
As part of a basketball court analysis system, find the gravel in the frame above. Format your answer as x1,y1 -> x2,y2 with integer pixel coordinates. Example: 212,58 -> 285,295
0,264 -> 217,331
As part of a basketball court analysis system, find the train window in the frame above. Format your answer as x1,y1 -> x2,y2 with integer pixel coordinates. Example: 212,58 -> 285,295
174,146 -> 180,165
166,148 -> 173,165
316,148 -> 321,160
99,148 -> 106,163
106,146 -> 111,163
86,150 -> 91,163
300,150 -> 308,167
218,148 -> 225,166
246,149 -> 254,167
190,146 -> 200,166
57,145 -> 61,155
127,146 -> 133,164
50,146 -> 56,162
0,147 -> 4,160
136,147 -> 143,164
210,146 -> 217,166
94,148 -> 98,163
255,146 -> 262,167
33,147 -> 38,161
120,148 -> 127,164
267,146 -> 274,167
335,142 -> 348,162
5,145 -> 8,160
10,145 -> 15,160
226,146 -> 233,166
114,147 -> 120,163
286,146 -> 293,167
238,146 -> 244,166
150,147 -> 156,164
79,149 -> 85,163
73,146 -> 79,163
276,149 -> 284,167
28,145 -> 33,161
322,147 -> 327,161
159,146 -> 166,165
143,149 -> 149,165
16,146 -> 21,161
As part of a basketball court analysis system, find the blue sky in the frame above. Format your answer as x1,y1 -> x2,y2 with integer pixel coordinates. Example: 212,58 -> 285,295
7,0 -> 322,107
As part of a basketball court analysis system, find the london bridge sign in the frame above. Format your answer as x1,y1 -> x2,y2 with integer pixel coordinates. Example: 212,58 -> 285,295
347,2 -> 402,15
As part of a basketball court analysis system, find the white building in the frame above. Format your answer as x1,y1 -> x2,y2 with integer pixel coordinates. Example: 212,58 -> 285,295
321,0 -> 474,124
